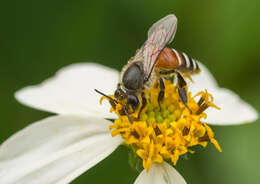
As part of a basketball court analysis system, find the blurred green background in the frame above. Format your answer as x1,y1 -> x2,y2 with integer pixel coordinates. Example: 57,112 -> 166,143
1,0 -> 260,183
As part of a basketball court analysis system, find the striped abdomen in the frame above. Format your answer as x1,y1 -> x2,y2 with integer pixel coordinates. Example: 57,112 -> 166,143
156,47 -> 200,74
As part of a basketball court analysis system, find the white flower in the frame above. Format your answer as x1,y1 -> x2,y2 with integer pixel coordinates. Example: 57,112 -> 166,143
0,62 -> 258,184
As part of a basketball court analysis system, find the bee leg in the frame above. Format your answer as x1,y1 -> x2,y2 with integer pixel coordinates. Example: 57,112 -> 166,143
175,72 -> 192,113
138,92 -> 147,119
159,70 -> 192,113
122,106 -> 133,124
158,78 -> 165,111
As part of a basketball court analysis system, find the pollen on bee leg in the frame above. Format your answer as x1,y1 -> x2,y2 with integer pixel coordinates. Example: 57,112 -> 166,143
101,79 -> 222,171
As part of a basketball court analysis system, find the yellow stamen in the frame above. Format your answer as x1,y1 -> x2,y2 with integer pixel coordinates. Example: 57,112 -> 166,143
104,80 -> 221,171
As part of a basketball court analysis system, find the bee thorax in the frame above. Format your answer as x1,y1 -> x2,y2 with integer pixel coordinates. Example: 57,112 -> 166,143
122,61 -> 144,91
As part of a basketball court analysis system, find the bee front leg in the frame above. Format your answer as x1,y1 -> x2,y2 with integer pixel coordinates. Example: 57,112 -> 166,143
138,92 -> 147,118
158,78 -> 165,110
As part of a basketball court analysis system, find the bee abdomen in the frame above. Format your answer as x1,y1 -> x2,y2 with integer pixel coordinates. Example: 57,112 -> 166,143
171,49 -> 200,74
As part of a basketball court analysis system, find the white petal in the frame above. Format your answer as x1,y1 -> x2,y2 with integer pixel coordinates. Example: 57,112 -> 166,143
0,115 -> 123,184
188,62 -> 218,94
204,88 -> 259,125
189,62 -> 258,125
134,162 -> 186,184
15,63 -> 119,119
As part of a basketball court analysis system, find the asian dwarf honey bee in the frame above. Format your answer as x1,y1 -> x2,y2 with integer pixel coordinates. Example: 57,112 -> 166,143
96,14 -> 201,122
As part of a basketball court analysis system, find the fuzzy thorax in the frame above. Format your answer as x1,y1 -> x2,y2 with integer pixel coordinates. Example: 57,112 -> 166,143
101,80 -> 221,172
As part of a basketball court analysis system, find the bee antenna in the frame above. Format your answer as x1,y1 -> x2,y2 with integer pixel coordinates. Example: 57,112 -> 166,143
94,89 -> 119,104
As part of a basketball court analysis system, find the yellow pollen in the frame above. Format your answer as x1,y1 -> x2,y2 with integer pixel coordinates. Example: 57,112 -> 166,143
102,80 -> 221,171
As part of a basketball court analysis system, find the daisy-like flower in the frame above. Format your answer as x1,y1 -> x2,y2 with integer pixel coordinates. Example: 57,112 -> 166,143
0,62 -> 258,184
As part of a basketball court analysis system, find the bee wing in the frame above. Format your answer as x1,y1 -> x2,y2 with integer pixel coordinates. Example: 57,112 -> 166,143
136,14 -> 178,80
147,14 -> 177,43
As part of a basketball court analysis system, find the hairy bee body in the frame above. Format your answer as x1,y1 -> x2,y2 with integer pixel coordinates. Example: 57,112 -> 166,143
119,47 -> 200,97
119,60 -> 145,94
111,14 -> 202,118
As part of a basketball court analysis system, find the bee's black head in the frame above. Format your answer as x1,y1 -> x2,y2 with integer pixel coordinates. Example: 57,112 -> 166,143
114,88 -> 125,100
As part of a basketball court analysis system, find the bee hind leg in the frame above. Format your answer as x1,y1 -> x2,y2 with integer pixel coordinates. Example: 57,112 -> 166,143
159,70 -> 192,113
176,72 -> 192,113
158,78 -> 165,111
138,92 -> 147,119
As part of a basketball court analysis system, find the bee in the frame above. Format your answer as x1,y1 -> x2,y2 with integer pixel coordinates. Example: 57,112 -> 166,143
96,14 -> 200,121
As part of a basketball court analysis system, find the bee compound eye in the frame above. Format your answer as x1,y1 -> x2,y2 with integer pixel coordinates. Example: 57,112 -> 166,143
114,89 -> 125,100
114,89 -> 120,98
127,94 -> 139,110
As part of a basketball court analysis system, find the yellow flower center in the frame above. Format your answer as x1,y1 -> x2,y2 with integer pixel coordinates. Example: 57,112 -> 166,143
101,80 -> 222,172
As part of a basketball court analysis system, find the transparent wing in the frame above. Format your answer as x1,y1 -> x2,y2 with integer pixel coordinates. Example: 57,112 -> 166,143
147,14 -> 177,43
136,14 -> 178,80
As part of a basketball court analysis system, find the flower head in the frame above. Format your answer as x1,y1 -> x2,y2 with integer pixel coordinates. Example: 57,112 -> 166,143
107,80 -> 222,171
0,63 -> 258,184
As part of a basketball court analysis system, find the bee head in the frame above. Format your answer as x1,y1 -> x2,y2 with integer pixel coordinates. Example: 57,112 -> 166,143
114,85 -> 139,113
114,88 -> 126,100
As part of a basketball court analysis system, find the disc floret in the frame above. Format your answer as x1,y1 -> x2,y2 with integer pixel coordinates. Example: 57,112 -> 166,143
102,80 -> 221,171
